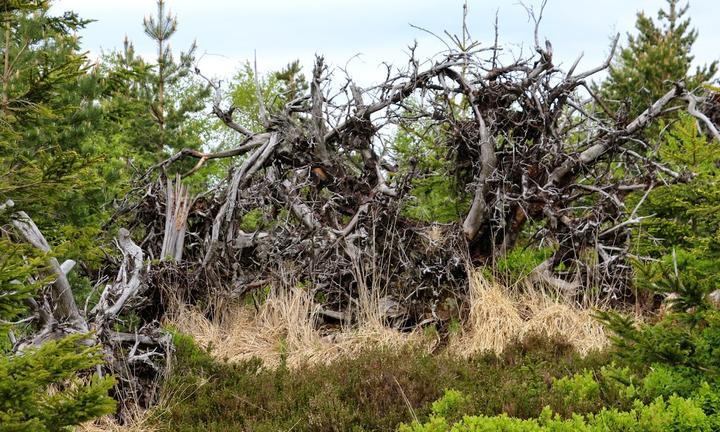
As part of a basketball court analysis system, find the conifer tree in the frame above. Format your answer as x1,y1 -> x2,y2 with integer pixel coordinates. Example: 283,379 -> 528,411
601,0 -> 716,120
0,1 -> 116,428
0,0 -> 110,252
600,1 -> 720,297
634,113 -> 720,294
142,0 -> 209,159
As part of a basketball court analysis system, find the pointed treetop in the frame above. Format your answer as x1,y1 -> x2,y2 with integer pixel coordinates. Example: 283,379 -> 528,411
143,0 -> 177,44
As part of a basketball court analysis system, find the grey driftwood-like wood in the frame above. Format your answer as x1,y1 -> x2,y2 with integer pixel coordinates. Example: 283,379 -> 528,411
9,211 -> 169,417
139,21 -> 719,313
160,174 -> 191,261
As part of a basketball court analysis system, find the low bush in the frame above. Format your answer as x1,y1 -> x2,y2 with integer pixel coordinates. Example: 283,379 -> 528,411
402,272 -> 720,432
400,392 -> 719,431
155,333 -> 609,431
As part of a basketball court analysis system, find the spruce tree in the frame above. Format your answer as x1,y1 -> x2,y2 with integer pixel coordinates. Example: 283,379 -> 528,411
633,113 -> 720,295
0,1 -> 116,428
601,0 -> 717,120
600,1 -> 720,299
95,0 -> 211,188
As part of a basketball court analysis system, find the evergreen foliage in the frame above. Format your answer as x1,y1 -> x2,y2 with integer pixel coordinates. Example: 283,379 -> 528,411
597,0 -> 720,300
141,0 -> 210,160
0,1 -> 115,428
633,114 -> 720,295
601,0 -> 717,120
0,236 -> 115,431
0,0 -> 106,237
0,335 -> 115,432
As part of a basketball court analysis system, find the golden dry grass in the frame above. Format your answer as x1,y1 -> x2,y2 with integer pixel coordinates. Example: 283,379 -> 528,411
448,270 -> 609,356
167,269 -> 610,368
169,286 -> 427,368
521,293 -> 608,355
78,411 -> 156,432
448,270 -> 524,356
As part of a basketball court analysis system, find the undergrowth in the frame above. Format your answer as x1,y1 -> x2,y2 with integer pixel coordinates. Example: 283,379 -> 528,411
154,333 -> 609,431
401,276 -> 720,431
84,269 -> 720,431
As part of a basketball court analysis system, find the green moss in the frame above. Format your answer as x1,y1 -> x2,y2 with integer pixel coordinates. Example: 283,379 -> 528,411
238,208 -> 264,232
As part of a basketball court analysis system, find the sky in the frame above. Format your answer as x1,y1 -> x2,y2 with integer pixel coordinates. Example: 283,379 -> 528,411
50,0 -> 719,87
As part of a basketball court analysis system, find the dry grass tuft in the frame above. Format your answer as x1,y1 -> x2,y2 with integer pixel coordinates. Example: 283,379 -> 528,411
169,287 -> 426,368
78,410 -> 156,432
169,269 -> 610,368
449,270 -> 609,356
521,297 -> 608,355
451,270 -> 524,356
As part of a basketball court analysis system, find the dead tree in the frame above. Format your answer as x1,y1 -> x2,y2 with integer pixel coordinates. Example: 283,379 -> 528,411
149,29 -> 716,312
5,202 -> 170,419
5,11 -> 720,418
134,19 -> 720,320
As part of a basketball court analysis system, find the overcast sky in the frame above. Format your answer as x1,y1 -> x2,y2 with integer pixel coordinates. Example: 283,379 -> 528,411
51,1 -> 719,86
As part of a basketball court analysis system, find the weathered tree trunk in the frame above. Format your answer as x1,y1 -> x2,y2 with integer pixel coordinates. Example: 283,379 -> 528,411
10,209 -> 170,414
11,211 -> 88,341
161,174 -> 190,261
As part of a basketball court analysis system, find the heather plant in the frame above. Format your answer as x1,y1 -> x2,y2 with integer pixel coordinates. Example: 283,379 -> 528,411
156,332 -> 608,431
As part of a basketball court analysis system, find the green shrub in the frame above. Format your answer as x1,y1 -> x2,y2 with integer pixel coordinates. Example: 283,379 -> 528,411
400,394 -> 714,431
640,365 -> 699,400
0,334 -> 116,432
597,364 -> 639,405
430,390 -> 470,425
631,113 -> 720,304
596,305 -> 720,380
551,370 -> 601,414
